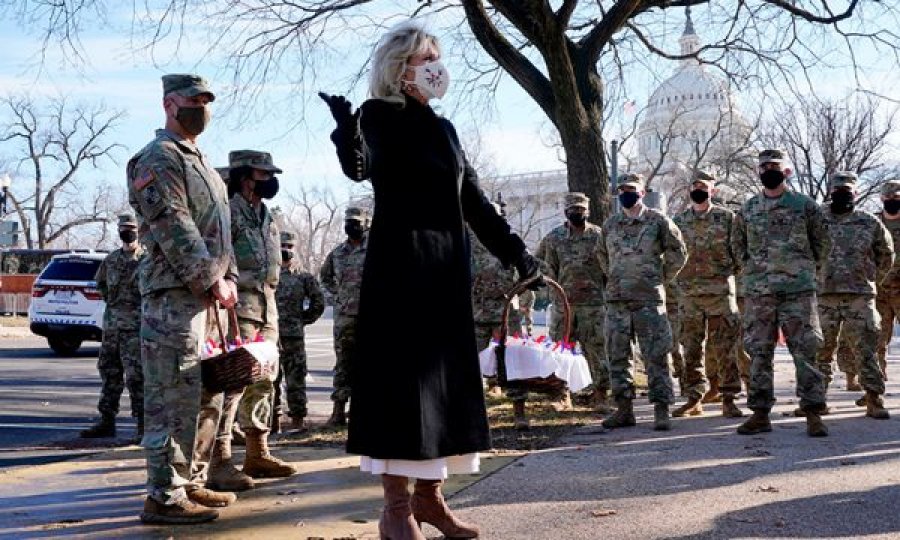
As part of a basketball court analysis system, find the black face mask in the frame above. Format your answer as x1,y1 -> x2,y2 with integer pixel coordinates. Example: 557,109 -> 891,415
760,170 -> 785,190
619,191 -> 640,209
253,176 -> 279,200
119,230 -> 137,244
885,199 -> 900,216
175,105 -> 209,136
345,221 -> 365,240
689,189 -> 709,204
280,249 -> 294,262
830,191 -> 854,214
566,211 -> 587,226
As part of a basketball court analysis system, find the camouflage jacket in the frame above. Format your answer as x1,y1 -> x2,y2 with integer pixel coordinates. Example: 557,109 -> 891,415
878,215 -> 900,297
732,190 -> 831,297
320,235 -> 367,318
95,246 -> 144,332
673,204 -> 739,297
818,207 -> 893,296
536,222 -> 606,307
231,195 -> 281,324
127,129 -> 237,297
471,232 -> 519,324
599,206 -> 687,305
276,266 -> 326,338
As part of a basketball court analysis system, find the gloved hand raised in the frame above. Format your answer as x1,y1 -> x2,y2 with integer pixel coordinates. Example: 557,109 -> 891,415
318,92 -> 355,127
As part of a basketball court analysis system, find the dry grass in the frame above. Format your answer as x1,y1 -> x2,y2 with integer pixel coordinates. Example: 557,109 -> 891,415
0,315 -> 30,327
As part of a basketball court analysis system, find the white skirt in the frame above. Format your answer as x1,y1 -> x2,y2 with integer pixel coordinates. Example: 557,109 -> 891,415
359,453 -> 480,480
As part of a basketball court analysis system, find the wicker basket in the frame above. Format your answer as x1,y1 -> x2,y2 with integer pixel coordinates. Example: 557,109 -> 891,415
495,276 -> 570,395
201,306 -> 265,394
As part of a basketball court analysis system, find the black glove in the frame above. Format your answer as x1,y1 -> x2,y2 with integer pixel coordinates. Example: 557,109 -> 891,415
318,92 -> 355,127
514,252 -> 545,291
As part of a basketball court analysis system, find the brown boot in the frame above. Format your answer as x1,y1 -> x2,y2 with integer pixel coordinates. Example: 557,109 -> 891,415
232,425 -> 246,446
805,408 -> 829,437
288,416 -> 309,434
793,406 -> 831,417
865,391 -> 890,419
512,400 -> 530,431
186,486 -> 236,507
139,497 -> 218,525
242,428 -> 297,478
701,379 -> 721,403
550,391 -> 573,412
856,393 -> 868,407
379,474 -> 426,540
737,409 -> 772,435
411,479 -> 480,538
672,397 -> 703,418
846,373 -> 862,392
80,415 -> 116,438
721,394 -> 744,418
602,398 -> 636,429
207,438 -> 254,491
326,400 -> 347,427
591,387 -> 613,414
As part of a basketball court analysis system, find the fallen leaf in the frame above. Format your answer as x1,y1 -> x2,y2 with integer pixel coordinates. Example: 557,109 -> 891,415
756,485 -> 779,493
294,520 -> 305,527
591,508 -> 618,517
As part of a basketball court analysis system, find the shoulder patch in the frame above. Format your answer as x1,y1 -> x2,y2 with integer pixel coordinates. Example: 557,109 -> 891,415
134,168 -> 157,191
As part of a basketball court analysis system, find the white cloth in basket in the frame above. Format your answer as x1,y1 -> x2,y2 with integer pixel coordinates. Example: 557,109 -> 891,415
479,339 -> 592,392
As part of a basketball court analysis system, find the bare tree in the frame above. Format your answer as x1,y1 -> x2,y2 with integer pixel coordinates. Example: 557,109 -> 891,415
0,95 -> 125,248
758,93 -> 899,205
9,1 -> 900,223
276,184 -> 344,273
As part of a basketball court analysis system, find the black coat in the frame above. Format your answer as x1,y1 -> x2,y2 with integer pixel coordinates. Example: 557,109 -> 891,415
332,96 -> 526,460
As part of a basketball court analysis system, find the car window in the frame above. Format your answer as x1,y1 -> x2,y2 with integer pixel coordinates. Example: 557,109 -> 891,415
40,259 -> 102,281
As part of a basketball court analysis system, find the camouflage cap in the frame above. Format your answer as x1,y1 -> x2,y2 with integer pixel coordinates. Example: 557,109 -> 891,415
881,180 -> 900,197
162,74 -> 215,102
691,169 -> 716,188
117,214 -> 137,229
228,150 -> 283,174
758,148 -> 787,165
617,173 -> 645,189
345,206 -> 369,222
831,171 -> 858,189
280,231 -> 298,245
564,192 -> 590,209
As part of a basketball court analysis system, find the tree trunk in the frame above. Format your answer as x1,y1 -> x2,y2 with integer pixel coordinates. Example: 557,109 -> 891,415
557,118 -> 610,223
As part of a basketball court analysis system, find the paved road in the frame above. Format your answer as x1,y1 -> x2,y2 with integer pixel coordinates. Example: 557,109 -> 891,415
0,319 -> 338,469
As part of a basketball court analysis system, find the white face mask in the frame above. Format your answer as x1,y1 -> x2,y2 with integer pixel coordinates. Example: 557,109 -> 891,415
406,59 -> 450,100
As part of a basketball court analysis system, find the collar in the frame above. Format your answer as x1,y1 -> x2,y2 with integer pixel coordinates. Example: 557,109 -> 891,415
156,128 -> 201,156
620,204 -> 648,222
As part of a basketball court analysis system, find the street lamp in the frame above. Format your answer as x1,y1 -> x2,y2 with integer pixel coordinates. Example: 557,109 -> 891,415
0,173 -> 10,215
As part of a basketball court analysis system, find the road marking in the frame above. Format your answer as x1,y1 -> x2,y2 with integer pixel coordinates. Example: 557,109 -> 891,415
0,423 -> 90,431
0,389 -> 99,397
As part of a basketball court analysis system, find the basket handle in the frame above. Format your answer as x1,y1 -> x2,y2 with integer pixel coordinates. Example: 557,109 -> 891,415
210,304 -> 227,347
210,303 -> 244,345
498,275 -> 570,345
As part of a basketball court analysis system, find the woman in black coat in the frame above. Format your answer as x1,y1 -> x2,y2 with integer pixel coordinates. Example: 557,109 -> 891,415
322,22 -> 540,540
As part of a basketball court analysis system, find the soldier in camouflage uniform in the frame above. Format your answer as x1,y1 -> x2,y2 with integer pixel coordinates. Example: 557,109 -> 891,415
81,214 -> 145,440
732,149 -> 831,437
204,150 -> 297,493
876,179 -> 900,385
518,289 -> 535,335
275,230 -> 325,433
804,172 -> 891,420
320,207 -> 368,426
836,338 -> 861,391
599,175 -> 687,431
129,74 -> 238,524
536,192 -> 610,414
665,281 -> 685,396
672,171 -> 744,419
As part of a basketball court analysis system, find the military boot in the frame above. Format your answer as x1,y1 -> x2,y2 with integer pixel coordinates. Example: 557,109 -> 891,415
805,407 -> 829,437
512,400 -> 530,431
602,398 -> 636,429
856,393 -> 869,407
737,409 -> 772,435
139,497 -> 218,525
550,391 -> 573,412
288,416 -> 309,434
721,394 -> 745,418
232,425 -> 246,446
186,486 -> 236,508
242,428 -> 298,478
592,386 -> 613,415
653,403 -> 671,431
207,440 -> 254,492
325,400 -> 347,427
672,397 -> 703,418
700,379 -> 721,403
865,391 -> 890,419
80,415 -> 116,438
793,406 -> 831,417
846,373 -> 862,391
130,416 -> 145,445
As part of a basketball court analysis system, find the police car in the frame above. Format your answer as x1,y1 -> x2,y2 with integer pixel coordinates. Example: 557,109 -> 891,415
28,252 -> 107,355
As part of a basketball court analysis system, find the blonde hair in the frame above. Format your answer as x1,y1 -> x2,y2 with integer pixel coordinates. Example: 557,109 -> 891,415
368,21 -> 441,103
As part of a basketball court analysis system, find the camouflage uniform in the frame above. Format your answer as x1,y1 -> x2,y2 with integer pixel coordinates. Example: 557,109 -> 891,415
94,219 -> 145,424
320,208 -> 368,403
665,281 -> 684,381
673,202 -> 742,400
128,75 -> 236,505
599,198 -> 687,405
275,231 -> 326,420
732,173 -> 831,413
471,232 -> 520,351
536,208 -> 608,393
876,195 -> 900,378
815,173 -> 892,395
518,289 -> 536,335
735,281 -> 751,389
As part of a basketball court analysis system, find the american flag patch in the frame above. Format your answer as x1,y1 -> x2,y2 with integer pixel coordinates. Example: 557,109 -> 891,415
134,169 -> 156,191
